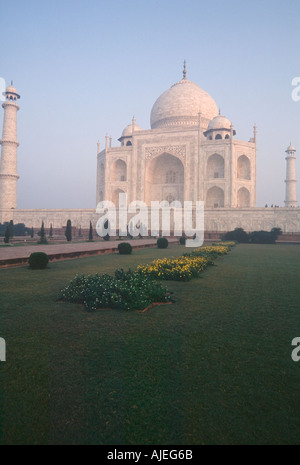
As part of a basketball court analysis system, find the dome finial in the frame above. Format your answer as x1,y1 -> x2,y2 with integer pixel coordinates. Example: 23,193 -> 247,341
219,108 -> 221,115
183,60 -> 187,79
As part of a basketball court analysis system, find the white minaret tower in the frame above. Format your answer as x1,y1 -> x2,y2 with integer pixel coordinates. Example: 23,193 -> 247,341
0,82 -> 20,213
284,143 -> 297,207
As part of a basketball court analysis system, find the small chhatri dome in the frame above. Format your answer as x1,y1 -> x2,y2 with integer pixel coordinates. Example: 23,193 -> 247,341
118,122 -> 142,142
5,83 -> 20,98
207,114 -> 232,131
204,114 -> 236,138
286,143 -> 296,152
150,72 -> 218,130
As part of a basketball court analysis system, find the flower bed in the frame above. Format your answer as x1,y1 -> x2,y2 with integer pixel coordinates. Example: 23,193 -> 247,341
185,245 -> 230,260
212,241 -> 236,248
137,243 -> 233,282
60,244 -> 235,311
60,268 -> 171,312
137,255 -> 211,281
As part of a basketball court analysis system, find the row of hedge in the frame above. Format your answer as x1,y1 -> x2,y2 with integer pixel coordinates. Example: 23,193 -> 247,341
223,227 -> 282,244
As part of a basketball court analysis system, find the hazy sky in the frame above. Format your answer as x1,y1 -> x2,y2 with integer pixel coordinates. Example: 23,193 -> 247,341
1,0 -> 300,208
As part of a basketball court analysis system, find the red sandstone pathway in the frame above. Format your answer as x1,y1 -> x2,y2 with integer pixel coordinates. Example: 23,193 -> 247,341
0,238 -> 178,263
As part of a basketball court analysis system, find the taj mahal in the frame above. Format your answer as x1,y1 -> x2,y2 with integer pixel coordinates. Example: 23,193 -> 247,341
0,65 -> 299,235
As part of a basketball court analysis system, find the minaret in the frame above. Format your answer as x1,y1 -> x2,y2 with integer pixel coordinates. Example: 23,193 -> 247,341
284,143 -> 297,207
0,83 -> 20,212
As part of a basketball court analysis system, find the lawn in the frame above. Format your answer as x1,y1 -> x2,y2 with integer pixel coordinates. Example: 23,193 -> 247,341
0,243 -> 299,445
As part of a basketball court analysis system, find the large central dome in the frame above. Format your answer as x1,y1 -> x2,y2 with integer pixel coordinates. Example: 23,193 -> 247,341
150,77 -> 218,130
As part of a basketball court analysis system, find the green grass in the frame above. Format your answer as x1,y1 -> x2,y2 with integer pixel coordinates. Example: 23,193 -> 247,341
0,243 -> 300,445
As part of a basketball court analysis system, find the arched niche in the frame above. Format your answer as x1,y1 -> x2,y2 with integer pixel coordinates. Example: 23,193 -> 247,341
112,159 -> 127,182
237,187 -> 250,207
206,186 -> 225,208
207,153 -> 225,179
237,155 -> 251,180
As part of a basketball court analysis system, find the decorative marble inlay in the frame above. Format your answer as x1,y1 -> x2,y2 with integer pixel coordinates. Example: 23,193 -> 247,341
145,145 -> 186,161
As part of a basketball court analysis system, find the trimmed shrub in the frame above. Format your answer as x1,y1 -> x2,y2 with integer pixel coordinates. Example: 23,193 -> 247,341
179,236 -> 186,245
157,237 -> 168,249
29,252 -> 49,270
118,242 -> 132,255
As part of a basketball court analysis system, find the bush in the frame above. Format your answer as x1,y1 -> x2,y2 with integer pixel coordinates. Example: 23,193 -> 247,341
118,242 -> 132,255
179,236 -> 186,245
249,230 -> 276,244
157,237 -> 168,249
29,252 -> 49,269
223,227 -> 249,243
271,227 -> 282,239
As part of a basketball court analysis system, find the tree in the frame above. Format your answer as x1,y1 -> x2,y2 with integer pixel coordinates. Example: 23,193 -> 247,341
65,219 -> 72,242
89,221 -> 93,241
49,224 -> 53,238
8,220 -> 14,238
38,221 -> 48,244
40,221 -> 45,240
4,225 -> 10,244
30,227 -> 34,238
78,225 -> 82,237
103,219 -> 110,241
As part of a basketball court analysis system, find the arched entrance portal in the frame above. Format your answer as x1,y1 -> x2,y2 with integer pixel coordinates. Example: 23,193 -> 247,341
145,153 -> 184,204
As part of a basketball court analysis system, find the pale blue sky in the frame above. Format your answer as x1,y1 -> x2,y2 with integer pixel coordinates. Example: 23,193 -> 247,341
1,0 -> 300,208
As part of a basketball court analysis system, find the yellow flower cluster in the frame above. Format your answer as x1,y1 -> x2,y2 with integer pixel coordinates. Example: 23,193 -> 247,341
190,245 -> 230,256
137,255 -> 210,281
212,241 -> 236,248
137,243 -> 234,281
